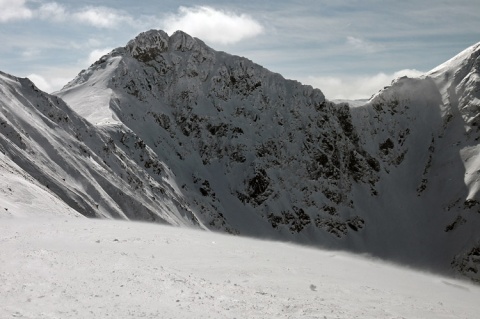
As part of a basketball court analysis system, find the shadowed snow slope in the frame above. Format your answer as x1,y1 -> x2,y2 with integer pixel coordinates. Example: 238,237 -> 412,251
1,217 -> 480,318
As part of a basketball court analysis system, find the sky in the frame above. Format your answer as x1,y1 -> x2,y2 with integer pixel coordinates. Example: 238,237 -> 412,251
0,0 -> 479,100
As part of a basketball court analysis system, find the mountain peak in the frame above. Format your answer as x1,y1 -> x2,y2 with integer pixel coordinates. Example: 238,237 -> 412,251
425,41 -> 480,114
427,41 -> 480,79
125,29 -> 170,60
169,30 -> 198,51
125,29 -> 201,62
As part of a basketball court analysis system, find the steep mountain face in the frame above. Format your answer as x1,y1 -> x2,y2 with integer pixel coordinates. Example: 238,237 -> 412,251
58,30 -> 381,241
0,71 -> 200,226
2,29 -> 479,281
347,43 -> 480,279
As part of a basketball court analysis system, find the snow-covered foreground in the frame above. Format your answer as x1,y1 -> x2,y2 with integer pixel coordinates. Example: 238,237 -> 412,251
1,218 -> 479,318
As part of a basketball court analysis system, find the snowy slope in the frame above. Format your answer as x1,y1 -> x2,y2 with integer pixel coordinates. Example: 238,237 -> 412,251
0,71 -> 201,226
55,30 -> 480,281
0,152 -> 82,219
1,216 -> 480,319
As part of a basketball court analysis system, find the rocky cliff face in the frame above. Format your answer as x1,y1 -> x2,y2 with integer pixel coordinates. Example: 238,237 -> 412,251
2,30 -> 480,281
59,30 -> 382,241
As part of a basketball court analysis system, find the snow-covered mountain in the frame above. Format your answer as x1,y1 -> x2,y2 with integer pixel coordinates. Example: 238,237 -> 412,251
57,30 -> 381,242
0,70 -> 201,226
1,30 -> 480,282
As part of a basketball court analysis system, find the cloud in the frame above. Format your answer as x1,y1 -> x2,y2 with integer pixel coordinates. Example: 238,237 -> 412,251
28,72 -> 75,93
303,69 -> 425,100
32,2 -> 137,28
27,68 -> 79,93
21,48 -> 41,59
0,0 -> 33,22
3,3 -> 264,39
163,6 -> 264,45
85,48 -> 113,66
36,2 -> 67,22
26,47 -> 116,92
73,6 -> 133,29
27,74 -> 53,92
346,36 -> 382,53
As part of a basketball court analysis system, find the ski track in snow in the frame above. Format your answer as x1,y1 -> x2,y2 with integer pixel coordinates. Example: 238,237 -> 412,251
1,217 -> 479,319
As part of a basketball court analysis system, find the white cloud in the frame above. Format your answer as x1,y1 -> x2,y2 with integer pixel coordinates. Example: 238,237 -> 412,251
21,48 -> 41,59
27,69 -> 79,93
33,2 -> 137,29
21,47 -> 114,93
0,0 -> 33,22
303,69 -> 425,100
163,6 -> 264,45
346,36 -> 382,53
2,3 -> 263,37
36,2 -> 67,22
27,74 -> 53,92
86,38 -> 102,47
73,6 -> 132,28
86,48 -> 112,66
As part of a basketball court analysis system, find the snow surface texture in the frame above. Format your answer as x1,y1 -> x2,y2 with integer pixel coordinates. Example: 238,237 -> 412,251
0,151 -> 82,219
1,217 -> 480,319
2,30 -> 480,282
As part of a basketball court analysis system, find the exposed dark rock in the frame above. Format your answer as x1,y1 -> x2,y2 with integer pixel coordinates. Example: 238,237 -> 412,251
445,215 -> 466,232
379,138 -> 394,154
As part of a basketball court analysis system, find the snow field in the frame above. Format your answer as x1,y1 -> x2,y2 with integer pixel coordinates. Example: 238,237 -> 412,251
1,217 -> 479,318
